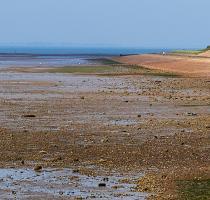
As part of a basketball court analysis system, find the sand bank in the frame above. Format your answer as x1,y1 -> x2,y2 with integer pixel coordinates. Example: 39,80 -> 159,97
114,54 -> 210,77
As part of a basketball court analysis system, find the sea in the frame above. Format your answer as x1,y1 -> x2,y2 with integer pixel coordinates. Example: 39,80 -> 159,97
0,47 -> 169,68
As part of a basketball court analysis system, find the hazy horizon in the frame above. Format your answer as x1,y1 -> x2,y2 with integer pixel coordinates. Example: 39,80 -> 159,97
0,0 -> 210,49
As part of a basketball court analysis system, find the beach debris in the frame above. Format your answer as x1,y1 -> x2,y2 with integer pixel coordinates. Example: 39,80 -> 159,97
101,137 -> 109,143
39,150 -> 47,154
187,112 -> 197,116
137,114 -> 142,118
80,96 -> 85,100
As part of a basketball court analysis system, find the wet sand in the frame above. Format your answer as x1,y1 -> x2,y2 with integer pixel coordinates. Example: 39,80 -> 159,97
0,168 -> 146,199
0,61 -> 209,199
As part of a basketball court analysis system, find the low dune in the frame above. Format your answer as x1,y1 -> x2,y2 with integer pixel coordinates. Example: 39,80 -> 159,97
114,54 -> 210,77
199,50 -> 210,57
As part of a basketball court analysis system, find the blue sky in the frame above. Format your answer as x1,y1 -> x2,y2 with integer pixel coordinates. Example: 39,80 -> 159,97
0,0 -> 209,48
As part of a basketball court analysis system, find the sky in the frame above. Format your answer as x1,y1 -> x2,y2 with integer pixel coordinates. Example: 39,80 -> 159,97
0,0 -> 210,48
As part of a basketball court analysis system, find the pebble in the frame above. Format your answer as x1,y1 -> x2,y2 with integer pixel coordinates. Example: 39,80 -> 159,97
34,165 -> 42,172
98,183 -> 106,187
72,169 -> 80,173
23,114 -> 36,118
103,177 -> 109,182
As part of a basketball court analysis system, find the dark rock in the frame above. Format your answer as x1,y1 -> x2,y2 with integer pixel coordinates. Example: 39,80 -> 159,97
23,114 -> 36,118
98,183 -> 106,187
155,80 -> 162,84
103,177 -> 109,182
73,169 -> 80,173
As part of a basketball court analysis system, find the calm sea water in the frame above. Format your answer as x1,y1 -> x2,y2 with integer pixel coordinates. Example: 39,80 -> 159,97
0,47 -> 168,68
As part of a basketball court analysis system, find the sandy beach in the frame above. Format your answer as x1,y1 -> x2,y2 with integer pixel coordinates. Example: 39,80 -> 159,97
114,53 -> 210,77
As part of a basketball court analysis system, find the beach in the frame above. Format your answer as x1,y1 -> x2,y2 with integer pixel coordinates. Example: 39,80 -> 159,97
113,53 -> 210,77
0,51 -> 209,199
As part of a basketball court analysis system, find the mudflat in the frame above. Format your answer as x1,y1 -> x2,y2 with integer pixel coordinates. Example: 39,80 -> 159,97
0,59 -> 209,199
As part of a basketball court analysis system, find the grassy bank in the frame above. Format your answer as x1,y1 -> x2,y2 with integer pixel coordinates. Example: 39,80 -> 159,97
47,65 -> 180,77
172,46 -> 210,55
177,179 -> 210,200
172,50 -> 204,55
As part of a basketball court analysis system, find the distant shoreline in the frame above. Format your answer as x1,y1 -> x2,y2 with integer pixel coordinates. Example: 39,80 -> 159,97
0,47 -> 169,57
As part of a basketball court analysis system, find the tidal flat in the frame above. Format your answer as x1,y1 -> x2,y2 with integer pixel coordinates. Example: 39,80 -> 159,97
0,55 -> 209,199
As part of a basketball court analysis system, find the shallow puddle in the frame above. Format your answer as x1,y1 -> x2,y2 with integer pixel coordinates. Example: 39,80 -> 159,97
0,168 -> 147,199
108,119 -> 138,126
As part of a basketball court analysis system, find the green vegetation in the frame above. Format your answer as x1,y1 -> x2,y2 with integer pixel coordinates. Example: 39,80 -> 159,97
172,45 -> 210,55
177,179 -> 210,200
49,65 -> 115,74
206,45 -> 210,50
172,50 -> 204,54
88,58 -> 122,65
180,104 -> 210,107
47,65 -> 180,77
